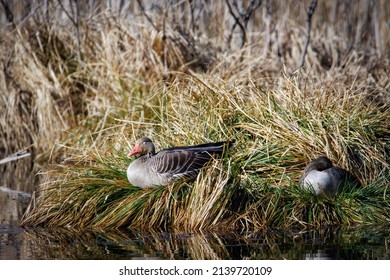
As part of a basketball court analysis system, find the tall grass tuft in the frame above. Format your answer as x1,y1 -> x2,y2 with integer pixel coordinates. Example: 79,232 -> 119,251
21,74 -> 389,230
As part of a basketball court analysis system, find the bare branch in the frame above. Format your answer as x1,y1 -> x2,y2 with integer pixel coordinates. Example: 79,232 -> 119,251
74,1 -> 82,63
136,0 -> 159,32
296,0 -> 317,71
243,0 -> 262,28
226,0 -> 247,48
57,0 -> 77,26
0,0 -> 15,25
57,0 -> 82,63
226,0 -> 261,48
0,150 -> 31,165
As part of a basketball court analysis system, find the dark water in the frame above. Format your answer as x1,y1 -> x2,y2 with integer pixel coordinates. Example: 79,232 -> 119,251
1,187 -> 389,260
1,223 -> 389,260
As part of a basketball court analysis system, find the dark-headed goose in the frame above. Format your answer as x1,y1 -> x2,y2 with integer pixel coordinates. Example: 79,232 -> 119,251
127,137 -> 232,188
299,156 -> 361,197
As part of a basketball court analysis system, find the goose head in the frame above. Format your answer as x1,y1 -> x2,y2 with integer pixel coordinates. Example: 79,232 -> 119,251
129,137 -> 156,157
305,156 -> 333,172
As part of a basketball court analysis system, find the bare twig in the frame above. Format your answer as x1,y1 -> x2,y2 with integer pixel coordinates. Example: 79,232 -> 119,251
243,0 -> 262,28
226,0 -> 247,48
57,0 -> 82,63
57,0 -> 76,27
74,1 -> 82,63
226,0 -> 261,48
295,0 -> 317,71
136,0 -> 159,32
0,0 -> 14,24
0,150 -> 31,165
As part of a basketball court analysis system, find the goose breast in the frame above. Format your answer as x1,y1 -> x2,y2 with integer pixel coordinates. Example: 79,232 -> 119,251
302,170 -> 336,196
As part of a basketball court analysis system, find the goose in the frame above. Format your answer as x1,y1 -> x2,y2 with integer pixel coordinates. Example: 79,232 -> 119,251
127,137 -> 233,188
299,156 -> 361,197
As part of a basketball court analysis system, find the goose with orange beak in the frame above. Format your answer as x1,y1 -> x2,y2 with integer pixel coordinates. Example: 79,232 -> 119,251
127,137 -> 233,188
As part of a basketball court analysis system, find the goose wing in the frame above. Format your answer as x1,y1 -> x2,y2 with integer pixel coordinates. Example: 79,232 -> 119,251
328,167 -> 361,190
151,149 -> 215,181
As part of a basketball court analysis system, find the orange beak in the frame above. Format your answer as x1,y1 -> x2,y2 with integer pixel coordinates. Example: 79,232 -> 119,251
129,144 -> 142,156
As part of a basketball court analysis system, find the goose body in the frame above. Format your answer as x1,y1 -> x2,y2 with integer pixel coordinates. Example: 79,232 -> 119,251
127,137 -> 232,188
299,156 -> 361,196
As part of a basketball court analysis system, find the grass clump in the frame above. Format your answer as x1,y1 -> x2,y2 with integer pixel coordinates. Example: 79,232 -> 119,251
21,74 -> 389,231
23,155 -> 240,230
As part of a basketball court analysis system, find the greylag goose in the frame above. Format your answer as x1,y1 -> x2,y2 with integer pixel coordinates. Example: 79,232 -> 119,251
127,137 -> 232,188
299,156 -> 361,197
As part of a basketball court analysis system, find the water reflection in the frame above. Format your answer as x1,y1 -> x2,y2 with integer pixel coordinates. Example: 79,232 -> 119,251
0,224 -> 389,260
0,186 -> 31,225
1,182 -> 389,260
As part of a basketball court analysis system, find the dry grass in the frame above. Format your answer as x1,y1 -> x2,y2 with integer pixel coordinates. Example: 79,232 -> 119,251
0,1 -> 388,230
20,75 -> 389,230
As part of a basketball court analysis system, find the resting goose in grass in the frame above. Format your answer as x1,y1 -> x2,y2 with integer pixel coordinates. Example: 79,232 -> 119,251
127,137 -> 233,188
299,156 -> 361,197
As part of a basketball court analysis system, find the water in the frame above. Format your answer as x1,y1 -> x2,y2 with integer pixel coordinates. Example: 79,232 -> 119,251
0,159 -> 389,261
1,223 -> 389,260
1,189 -> 389,260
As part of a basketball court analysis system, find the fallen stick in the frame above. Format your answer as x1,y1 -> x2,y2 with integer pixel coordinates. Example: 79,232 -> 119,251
0,150 -> 31,165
